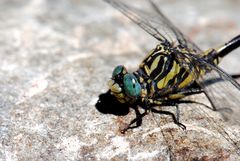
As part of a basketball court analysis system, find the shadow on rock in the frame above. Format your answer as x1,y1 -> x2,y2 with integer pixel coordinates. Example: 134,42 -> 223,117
95,90 -> 130,116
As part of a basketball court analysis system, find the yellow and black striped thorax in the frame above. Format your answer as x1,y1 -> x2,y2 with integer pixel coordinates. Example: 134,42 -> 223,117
137,43 -> 202,98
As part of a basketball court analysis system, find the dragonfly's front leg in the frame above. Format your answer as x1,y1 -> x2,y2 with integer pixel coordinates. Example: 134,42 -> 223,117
120,98 -> 154,133
120,106 -> 148,134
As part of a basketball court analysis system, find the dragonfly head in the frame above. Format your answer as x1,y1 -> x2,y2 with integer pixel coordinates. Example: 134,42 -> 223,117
108,65 -> 141,104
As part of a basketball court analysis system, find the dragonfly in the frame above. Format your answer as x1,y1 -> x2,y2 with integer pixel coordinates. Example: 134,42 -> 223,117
104,0 -> 240,133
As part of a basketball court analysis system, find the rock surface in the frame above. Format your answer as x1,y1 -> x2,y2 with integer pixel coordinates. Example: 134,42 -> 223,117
0,0 -> 239,160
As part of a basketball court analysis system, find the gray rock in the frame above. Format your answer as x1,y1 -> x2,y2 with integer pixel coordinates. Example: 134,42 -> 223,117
0,0 -> 239,160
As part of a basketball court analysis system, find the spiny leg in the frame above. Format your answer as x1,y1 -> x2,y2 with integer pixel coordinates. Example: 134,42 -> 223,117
121,107 -> 148,134
176,88 -> 204,97
151,99 -> 215,130
175,82 -> 220,111
166,99 -> 212,108
121,89 -> 228,133
161,99 -> 214,113
154,99 -> 211,108
151,108 -> 186,130
122,101 -> 186,133
179,82 -> 218,110
176,104 -> 180,123
150,100 -> 187,130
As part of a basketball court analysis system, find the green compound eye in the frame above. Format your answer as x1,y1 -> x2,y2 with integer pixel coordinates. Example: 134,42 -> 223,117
123,73 -> 141,98
112,65 -> 127,78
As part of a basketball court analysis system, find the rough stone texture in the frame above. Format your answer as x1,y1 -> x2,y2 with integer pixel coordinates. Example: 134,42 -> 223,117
0,0 -> 239,160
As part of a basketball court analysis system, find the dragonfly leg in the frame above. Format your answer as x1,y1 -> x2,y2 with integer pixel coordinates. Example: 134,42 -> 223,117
202,91 -> 217,110
176,82 -> 217,110
121,107 -> 148,134
176,104 -> 180,123
151,108 -> 186,130
149,98 -> 217,130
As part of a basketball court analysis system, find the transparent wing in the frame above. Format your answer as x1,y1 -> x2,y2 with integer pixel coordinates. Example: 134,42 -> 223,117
104,0 -> 202,53
197,61 -> 240,124
175,52 -> 240,124
105,0 -> 240,123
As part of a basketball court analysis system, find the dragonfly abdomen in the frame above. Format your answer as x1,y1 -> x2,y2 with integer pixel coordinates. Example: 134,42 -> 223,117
202,35 -> 240,65
216,35 -> 240,59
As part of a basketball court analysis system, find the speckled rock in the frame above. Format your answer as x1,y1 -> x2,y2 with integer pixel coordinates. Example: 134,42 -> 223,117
0,0 -> 239,160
